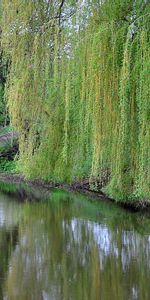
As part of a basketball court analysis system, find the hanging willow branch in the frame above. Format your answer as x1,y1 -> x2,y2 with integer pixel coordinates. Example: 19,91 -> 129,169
1,0 -> 150,201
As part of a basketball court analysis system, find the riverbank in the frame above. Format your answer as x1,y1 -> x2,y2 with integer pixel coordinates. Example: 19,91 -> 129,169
0,172 -> 149,212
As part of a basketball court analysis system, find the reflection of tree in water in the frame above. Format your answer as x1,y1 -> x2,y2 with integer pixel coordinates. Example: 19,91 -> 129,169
0,226 -> 18,299
4,193 -> 150,300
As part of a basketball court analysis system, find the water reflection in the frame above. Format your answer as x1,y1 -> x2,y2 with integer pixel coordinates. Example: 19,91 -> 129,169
0,190 -> 150,299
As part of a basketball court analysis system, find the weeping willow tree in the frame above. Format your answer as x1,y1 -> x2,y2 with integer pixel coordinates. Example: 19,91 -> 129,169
0,23 -> 7,126
1,0 -> 150,202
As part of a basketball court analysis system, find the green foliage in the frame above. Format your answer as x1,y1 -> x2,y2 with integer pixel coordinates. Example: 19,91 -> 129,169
0,180 -> 17,193
0,125 -> 14,135
0,84 -> 5,124
1,0 -> 150,202
0,158 -> 16,172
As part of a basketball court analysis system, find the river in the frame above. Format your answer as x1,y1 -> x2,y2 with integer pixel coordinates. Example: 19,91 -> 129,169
0,185 -> 150,300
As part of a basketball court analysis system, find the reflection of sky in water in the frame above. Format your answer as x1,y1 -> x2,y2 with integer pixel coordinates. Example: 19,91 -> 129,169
3,201 -> 150,300
1,187 -> 150,300
0,195 -> 21,228
0,199 -> 11,226
6,216 -> 150,300
68,218 -> 150,271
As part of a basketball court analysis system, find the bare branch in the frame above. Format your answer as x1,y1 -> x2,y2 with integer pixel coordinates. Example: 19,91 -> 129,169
58,0 -> 65,26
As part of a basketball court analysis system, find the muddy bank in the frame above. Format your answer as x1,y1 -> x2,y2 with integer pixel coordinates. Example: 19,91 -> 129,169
68,181 -> 150,213
0,172 -> 149,212
0,173 -> 57,189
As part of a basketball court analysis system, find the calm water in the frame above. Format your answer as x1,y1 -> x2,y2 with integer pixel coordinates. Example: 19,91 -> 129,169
0,187 -> 150,300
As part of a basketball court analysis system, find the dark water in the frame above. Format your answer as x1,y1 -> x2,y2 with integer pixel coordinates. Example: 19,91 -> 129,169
0,187 -> 150,300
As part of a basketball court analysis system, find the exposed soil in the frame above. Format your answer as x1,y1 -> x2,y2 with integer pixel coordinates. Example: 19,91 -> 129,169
0,172 -> 56,189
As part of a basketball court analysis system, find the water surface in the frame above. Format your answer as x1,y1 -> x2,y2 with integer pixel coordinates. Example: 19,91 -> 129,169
0,187 -> 150,300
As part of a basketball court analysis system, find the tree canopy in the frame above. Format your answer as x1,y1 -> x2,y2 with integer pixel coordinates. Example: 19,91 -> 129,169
0,0 -> 150,201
